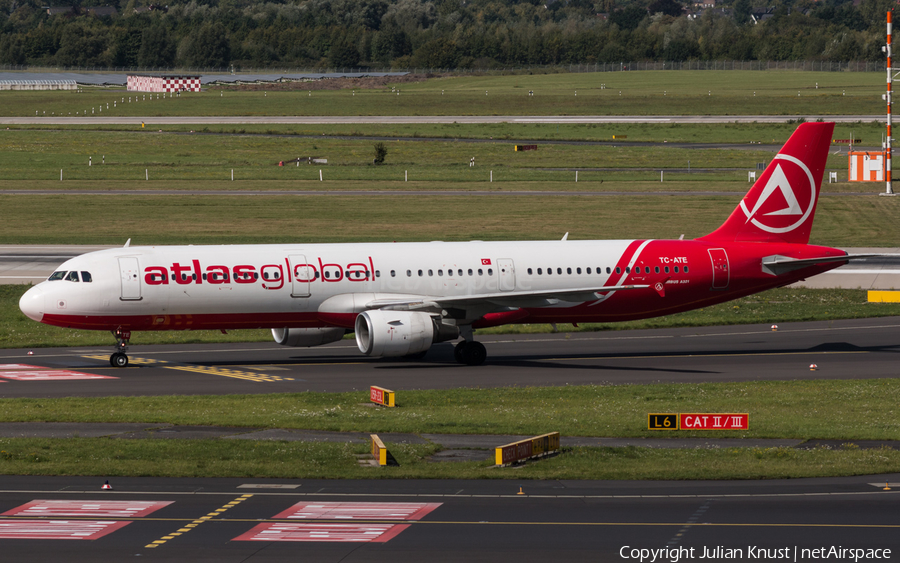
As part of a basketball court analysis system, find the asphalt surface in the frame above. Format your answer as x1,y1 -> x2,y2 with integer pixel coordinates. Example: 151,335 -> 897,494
2,316 -> 900,398
0,114 -> 889,125
0,475 -> 897,562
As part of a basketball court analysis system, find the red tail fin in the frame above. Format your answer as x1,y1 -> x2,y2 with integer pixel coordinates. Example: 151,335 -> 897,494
699,122 -> 834,245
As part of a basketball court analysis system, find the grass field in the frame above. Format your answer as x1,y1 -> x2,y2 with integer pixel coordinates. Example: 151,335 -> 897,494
8,121 -> 887,145
1,380 -> 899,479
0,191 -> 897,246
3,438 -> 898,480
3,380 -> 897,440
0,71 -> 886,117
0,126 -> 886,185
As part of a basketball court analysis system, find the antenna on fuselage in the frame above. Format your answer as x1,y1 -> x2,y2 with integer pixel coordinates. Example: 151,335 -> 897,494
124,238 -> 131,247
561,232 -> 569,241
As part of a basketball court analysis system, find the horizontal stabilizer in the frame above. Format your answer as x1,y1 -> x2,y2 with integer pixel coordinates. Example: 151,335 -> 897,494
761,253 -> 884,276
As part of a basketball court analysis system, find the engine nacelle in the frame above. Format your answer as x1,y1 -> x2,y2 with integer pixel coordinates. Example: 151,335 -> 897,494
272,327 -> 345,347
355,310 -> 458,358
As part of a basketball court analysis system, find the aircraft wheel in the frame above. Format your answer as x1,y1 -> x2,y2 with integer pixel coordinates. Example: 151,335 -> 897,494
454,341 -> 466,364
456,341 -> 486,366
110,353 -> 129,368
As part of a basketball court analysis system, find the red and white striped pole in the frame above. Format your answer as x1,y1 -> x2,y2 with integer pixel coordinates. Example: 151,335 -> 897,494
888,11 -> 894,194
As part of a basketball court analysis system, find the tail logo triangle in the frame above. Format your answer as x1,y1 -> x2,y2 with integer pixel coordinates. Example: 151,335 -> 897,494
739,154 -> 816,234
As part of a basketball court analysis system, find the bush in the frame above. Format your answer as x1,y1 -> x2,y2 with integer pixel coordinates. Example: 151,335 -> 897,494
373,142 -> 387,165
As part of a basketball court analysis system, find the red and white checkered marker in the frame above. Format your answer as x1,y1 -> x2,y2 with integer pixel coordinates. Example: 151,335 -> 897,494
771,325 -> 778,331
27,351 -> 33,355
809,364 -> 818,371
101,480 -> 112,490
0,520 -> 130,540
0,370 -> 116,381
2,500 -> 172,518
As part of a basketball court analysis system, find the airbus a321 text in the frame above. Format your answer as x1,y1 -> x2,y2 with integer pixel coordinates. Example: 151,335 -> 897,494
19,122 -> 874,367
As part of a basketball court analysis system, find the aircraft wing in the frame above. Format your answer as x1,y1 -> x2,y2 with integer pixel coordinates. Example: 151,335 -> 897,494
364,284 -> 650,311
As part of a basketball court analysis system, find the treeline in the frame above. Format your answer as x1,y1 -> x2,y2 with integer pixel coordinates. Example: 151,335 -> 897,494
0,0 -> 895,70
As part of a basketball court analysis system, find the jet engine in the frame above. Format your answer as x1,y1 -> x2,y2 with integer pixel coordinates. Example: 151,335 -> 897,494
355,310 -> 459,358
272,327 -> 345,347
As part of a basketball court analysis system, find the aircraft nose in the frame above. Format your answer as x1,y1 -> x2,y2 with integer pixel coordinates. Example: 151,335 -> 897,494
19,285 -> 45,322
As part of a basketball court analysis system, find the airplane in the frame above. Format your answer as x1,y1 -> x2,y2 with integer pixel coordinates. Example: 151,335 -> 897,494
18,122 -> 874,367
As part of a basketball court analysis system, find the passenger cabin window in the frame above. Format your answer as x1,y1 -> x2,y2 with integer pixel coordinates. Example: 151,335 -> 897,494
537,268 -> 542,275
684,266 -> 689,273
488,268 -> 493,275
586,267 -> 592,274
64,271 -> 79,282
527,268 -> 533,275
48,271 -> 66,281
438,269 -> 443,276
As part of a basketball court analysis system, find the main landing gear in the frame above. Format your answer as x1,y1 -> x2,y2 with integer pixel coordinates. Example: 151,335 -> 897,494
110,328 -> 131,368
454,341 -> 487,366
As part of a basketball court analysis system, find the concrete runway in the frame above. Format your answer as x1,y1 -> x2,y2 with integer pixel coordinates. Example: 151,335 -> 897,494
1,317 -> 899,398
0,114 -> 889,125
0,475 -> 897,562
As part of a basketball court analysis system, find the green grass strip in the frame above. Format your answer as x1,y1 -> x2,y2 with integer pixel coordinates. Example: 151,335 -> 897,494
1,438 -> 898,480
2,379 -> 899,440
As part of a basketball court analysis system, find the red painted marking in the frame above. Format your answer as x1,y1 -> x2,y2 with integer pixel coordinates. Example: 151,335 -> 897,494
272,502 -> 441,521
0,370 -> 117,381
0,364 -> 42,370
2,500 -> 172,518
679,413 -> 749,430
0,520 -> 131,540
233,522 -> 410,543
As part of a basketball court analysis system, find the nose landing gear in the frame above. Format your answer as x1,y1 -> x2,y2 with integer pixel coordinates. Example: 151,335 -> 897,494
110,328 -> 131,367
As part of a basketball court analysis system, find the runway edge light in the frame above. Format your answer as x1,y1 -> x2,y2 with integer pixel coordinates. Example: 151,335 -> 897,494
101,480 -> 112,490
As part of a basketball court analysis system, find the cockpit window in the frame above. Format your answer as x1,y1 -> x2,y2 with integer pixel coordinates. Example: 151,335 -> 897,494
81,271 -> 92,283
48,271 -> 66,281
64,271 -> 80,282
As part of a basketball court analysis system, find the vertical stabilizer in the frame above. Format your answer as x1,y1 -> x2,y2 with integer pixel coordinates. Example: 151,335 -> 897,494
699,122 -> 834,245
